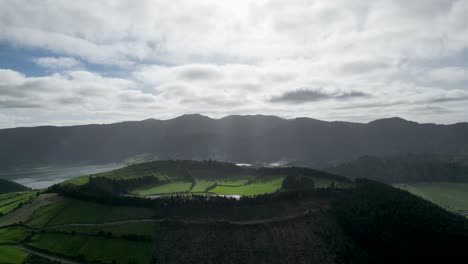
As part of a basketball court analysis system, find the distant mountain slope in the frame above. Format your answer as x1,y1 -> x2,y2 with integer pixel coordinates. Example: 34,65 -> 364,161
0,179 -> 29,194
326,154 -> 468,183
0,114 -> 467,170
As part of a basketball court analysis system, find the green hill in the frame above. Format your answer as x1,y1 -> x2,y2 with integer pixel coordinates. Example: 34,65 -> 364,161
0,179 -> 29,194
59,160 -> 351,198
2,161 -> 468,263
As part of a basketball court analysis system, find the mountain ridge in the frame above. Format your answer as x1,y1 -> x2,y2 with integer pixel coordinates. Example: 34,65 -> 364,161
3,114 -> 467,130
1,114 -> 468,170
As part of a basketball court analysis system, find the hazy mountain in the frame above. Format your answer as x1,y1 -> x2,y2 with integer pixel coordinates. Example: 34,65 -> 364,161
1,114 -> 467,170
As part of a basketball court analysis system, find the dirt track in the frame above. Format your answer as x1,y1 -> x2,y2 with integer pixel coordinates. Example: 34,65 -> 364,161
45,210 -> 314,229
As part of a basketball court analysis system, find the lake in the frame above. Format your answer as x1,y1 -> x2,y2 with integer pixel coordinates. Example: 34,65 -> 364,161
0,163 -> 123,189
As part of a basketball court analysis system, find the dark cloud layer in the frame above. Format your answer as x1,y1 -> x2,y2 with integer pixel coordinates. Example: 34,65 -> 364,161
0,99 -> 41,108
270,89 -> 370,104
178,66 -> 222,81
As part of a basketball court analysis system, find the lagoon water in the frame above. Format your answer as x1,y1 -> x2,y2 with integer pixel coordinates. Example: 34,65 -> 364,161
0,163 -> 123,189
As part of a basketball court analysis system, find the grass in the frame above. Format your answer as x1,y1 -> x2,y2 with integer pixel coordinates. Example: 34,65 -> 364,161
28,233 -> 152,264
133,181 -> 193,195
0,191 -> 36,215
0,193 -> 59,228
0,246 -> 29,264
27,197 -> 154,227
189,169 -> 234,178
26,198 -> 68,227
217,179 -> 251,186
0,228 -> 29,243
190,178 -> 253,193
64,176 -> 90,186
212,177 -> 284,196
0,192 -> 24,202
396,182 -> 468,213
190,180 -> 216,192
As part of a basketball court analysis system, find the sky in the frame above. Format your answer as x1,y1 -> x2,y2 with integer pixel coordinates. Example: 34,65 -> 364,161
0,0 -> 468,128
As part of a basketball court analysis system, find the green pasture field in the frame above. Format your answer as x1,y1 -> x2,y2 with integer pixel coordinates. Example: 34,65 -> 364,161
185,178 -> 253,193
0,191 -> 36,215
133,181 -> 193,196
64,176 -> 90,186
216,178 -> 251,186
190,168 -> 251,180
0,192 -> 23,202
396,182 -> 468,215
212,177 -> 284,196
27,197 -> 153,227
0,227 -> 29,243
190,179 -> 216,192
0,246 -> 29,264
28,233 -> 152,264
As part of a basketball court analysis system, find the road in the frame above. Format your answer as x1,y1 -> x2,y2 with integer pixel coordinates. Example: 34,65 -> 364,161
45,210 -> 313,229
14,244 -> 87,264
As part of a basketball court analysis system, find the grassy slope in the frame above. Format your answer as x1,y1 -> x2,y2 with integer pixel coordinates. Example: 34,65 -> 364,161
0,246 -> 29,264
62,161 -> 351,198
27,197 -> 153,227
133,181 -> 193,195
3,170 -> 468,263
0,191 -> 37,215
212,177 -> 284,195
396,182 -> 468,214
190,179 -> 216,192
28,233 -> 152,264
0,194 -> 154,264
63,160 -> 208,186
0,227 -> 29,243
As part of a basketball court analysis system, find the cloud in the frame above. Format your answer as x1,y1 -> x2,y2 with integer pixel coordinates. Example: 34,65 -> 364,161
427,67 -> 468,83
270,88 -> 370,103
0,1 -> 468,126
1,0 -> 466,66
0,69 -> 161,126
0,99 -> 41,109
118,90 -> 157,104
424,90 -> 468,103
339,60 -> 390,74
177,65 -> 223,81
35,57 -> 81,69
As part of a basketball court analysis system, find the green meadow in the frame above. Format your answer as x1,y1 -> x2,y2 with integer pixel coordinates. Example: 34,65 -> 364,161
212,177 -> 284,196
28,233 -> 152,264
0,246 -> 29,264
133,181 -> 193,195
396,182 -> 468,215
0,191 -> 36,215
27,197 -> 153,227
0,227 -> 29,243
